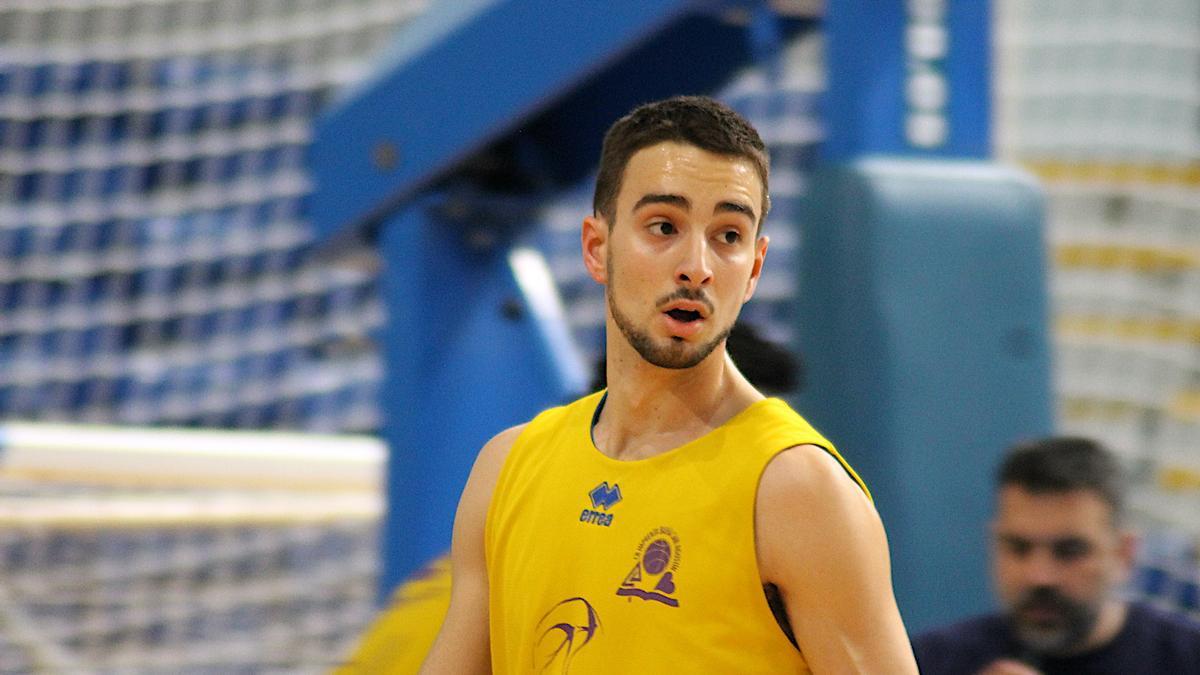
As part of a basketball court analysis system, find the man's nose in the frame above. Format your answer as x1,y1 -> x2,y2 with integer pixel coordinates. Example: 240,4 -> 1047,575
676,235 -> 713,287
1021,547 -> 1063,586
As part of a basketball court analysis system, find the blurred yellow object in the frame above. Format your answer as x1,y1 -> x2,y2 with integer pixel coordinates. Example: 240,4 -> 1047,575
1159,466 -> 1200,493
1027,161 -> 1200,187
333,555 -> 452,674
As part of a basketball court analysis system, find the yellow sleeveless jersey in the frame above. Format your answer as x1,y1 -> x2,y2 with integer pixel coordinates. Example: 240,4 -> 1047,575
486,391 -> 869,674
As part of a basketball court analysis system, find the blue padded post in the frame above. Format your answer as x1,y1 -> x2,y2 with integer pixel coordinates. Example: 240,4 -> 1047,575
796,158 -> 1054,633
377,194 -> 587,596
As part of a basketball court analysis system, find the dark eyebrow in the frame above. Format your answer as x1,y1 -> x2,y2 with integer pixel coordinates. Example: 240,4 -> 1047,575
633,193 -> 690,212
716,200 -> 757,223
633,193 -> 757,224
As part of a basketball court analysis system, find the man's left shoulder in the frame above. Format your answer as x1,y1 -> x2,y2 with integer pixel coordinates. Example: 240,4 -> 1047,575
1115,602 -> 1200,673
911,613 -> 1011,675
759,443 -> 869,502
763,441 -> 868,494
756,444 -> 877,549
1126,601 -> 1200,643
912,613 -> 1009,653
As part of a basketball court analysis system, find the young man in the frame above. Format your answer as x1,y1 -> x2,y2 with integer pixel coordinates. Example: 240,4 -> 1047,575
913,437 -> 1200,675
421,96 -> 917,673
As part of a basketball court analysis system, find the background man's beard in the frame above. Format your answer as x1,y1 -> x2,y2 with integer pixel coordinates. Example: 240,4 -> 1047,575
1006,586 -> 1100,657
608,291 -> 730,369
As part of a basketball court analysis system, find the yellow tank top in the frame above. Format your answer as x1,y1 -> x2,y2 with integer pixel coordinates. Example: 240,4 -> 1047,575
486,391 -> 869,674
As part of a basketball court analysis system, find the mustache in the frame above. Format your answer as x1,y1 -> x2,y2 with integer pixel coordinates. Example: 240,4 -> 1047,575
1015,586 -> 1073,614
655,287 -> 714,314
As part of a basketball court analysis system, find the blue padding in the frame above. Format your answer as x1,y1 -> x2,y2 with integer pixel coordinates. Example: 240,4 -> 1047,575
796,158 -> 1053,633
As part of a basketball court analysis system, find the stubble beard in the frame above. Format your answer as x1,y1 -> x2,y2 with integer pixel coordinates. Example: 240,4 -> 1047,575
606,254 -> 732,370
1006,586 -> 1101,657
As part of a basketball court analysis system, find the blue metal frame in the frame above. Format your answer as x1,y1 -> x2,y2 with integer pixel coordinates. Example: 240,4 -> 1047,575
376,192 -> 590,595
311,0 -> 764,240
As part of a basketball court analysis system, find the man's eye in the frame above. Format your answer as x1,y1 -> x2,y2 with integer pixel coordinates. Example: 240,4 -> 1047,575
720,230 -> 741,245
1000,537 -> 1032,556
650,221 -> 676,235
1051,539 -> 1092,562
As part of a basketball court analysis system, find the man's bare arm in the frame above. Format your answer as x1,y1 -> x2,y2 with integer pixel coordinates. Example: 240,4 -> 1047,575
419,424 -> 525,674
757,445 -> 918,673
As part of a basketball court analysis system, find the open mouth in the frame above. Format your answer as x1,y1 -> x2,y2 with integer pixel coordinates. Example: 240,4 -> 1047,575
665,308 -> 702,323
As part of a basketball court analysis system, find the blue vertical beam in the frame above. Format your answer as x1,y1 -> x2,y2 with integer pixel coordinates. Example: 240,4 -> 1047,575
822,0 -> 991,160
377,196 -> 587,596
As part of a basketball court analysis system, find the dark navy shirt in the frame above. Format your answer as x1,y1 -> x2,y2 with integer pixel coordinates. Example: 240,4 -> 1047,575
912,602 -> 1200,675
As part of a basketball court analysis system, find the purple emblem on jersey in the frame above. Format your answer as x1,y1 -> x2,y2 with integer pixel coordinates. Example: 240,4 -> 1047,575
615,586 -> 679,607
617,528 -> 681,608
534,597 -> 601,673
642,539 -> 671,574
654,572 -> 676,594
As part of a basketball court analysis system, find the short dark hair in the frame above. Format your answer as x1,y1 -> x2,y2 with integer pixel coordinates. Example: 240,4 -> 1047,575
592,95 -> 770,228
998,436 -> 1127,523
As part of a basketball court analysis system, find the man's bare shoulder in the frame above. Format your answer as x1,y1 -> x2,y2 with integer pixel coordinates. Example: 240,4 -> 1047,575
473,423 -> 528,482
756,445 -> 915,672
761,443 -> 868,497
753,444 -> 878,569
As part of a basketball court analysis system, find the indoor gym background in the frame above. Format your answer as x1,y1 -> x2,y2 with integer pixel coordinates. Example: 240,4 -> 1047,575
0,0 -> 1197,672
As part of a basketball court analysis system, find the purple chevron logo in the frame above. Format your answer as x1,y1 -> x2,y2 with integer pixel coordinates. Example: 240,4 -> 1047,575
589,482 -> 622,510
534,597 -> 601,673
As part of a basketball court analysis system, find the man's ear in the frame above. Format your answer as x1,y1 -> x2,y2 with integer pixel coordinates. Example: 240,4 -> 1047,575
1116,529 -> 1138,574
742,234 -> 769,302
582,215 -> 609,284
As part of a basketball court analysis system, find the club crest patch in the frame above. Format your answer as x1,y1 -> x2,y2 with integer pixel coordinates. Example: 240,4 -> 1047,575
616,526 -> 681,607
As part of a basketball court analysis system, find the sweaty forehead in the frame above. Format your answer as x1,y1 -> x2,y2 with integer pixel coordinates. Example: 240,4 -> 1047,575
617,142 -> 764,214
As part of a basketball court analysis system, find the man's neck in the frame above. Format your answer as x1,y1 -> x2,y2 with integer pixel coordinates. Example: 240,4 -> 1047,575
594,340 -> 763,461
1032,599 -> 1128,661
1076,599 -> 1128,655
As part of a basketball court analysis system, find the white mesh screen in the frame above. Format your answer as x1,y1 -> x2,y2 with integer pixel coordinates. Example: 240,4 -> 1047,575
0,0 -> 428,432
0,422 -> 383,673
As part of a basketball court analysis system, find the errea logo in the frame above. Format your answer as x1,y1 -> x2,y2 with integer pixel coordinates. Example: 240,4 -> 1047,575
580,481 -> 621,527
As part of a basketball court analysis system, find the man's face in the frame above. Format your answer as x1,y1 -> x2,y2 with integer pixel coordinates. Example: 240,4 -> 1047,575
584,141 -> 767,370
991,485 -> 1134,656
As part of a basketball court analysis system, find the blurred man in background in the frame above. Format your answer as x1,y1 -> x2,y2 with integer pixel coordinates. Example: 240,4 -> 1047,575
913,437 -> 1200,674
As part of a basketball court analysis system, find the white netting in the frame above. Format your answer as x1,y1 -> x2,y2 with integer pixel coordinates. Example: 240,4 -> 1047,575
0,0 -> 429,432
0,423 -> 384,673
996,0 -> 1200,618
0,4 -> 416,668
